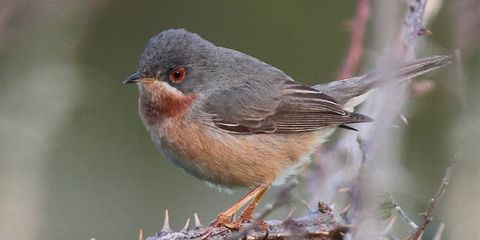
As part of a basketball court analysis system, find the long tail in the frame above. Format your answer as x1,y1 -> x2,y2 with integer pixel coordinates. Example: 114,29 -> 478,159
313,55 -> 451,108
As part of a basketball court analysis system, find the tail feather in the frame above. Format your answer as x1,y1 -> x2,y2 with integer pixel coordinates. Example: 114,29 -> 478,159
313,55 -> 451,107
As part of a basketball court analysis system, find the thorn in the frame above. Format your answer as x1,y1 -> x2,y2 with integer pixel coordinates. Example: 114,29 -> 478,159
182,218 -> 190,232
418,28 -> 433,36
301,199 -> 314,212
162,210 -> 172,232
194,213 -> 202,227
399,113 -> 409,125
138,228 -> 144,240
318,231 -> 330,235
283,207 -> 296,221
341,203 -> 352,216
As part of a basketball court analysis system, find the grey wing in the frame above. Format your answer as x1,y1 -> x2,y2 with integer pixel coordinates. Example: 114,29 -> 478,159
202,79 -> 372,134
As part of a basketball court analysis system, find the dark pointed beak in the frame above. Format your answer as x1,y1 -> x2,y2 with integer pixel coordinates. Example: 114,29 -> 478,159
123,72 -> 141,84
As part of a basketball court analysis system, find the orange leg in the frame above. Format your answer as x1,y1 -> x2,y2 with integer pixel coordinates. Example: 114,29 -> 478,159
237,186 -> 267,221
210,185 -> 269,228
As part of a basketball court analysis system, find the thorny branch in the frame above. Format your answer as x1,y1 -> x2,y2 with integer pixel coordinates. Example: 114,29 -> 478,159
310,0 -> 452,239
347,0 -> 442,236
144,202 -> 348,240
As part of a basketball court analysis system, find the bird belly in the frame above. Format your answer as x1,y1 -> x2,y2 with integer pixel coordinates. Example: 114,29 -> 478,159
271,127 -> 335,186
149,118 -> 336,190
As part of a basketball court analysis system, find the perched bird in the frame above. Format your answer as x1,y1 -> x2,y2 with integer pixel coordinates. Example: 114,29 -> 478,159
124,29 -> 449,228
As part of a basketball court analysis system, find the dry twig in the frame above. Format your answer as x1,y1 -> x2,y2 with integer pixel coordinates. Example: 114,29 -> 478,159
407,166 -> 453,240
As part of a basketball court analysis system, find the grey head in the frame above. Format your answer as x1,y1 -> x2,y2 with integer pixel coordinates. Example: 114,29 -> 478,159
126,28 -> 290,96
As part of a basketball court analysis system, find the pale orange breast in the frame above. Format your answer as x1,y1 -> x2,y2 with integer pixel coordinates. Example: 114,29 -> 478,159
156,118 -> 328,188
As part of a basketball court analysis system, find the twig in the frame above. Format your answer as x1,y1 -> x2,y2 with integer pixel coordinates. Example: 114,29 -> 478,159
407,166 -> 453,240
337,0 -> 370,79
393,199 -> 418,230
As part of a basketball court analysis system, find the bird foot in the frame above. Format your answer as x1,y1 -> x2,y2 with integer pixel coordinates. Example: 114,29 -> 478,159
209,213 -> 267,230
209,213 -> 242,229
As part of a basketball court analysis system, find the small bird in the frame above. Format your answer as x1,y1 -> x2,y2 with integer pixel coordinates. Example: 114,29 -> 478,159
124,29 -> 449,228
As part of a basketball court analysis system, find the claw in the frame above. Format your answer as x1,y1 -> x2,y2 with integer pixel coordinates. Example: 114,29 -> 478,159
194,213 -> 202,227
162,210 -> 172,232
399,113 -> 409,125
418,28 -> 433,36
209,213 -> 231,228
182,218 -> 190,232
138,228 -> 144,240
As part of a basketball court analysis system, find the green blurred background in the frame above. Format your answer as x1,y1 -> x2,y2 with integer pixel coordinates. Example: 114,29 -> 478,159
1,0 -> 478,239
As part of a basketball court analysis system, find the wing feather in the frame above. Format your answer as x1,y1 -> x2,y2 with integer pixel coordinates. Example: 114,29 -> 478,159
201,79 -> 371,134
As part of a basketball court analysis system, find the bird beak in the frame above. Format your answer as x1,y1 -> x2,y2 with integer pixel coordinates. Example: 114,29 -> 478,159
123,72 -> 141,84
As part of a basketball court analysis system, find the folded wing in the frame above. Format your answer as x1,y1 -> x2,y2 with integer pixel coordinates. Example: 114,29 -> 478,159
201,79 -> 372,134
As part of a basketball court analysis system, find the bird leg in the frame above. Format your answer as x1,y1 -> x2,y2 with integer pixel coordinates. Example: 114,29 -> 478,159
237,186 -> 267,222
210,185 -> 268,229
226,184 -> 268,229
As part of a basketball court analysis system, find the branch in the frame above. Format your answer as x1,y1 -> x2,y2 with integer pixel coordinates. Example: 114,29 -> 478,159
143,202 -> 348,240
309,0 -> 450,239
346,0 -> 434,232
403,0 -> 431,50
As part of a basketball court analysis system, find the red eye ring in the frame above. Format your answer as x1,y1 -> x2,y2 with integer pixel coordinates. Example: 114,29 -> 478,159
169,67 -> 187,83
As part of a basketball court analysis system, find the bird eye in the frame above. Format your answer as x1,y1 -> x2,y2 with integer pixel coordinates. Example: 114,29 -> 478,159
169,67 -> 186,83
